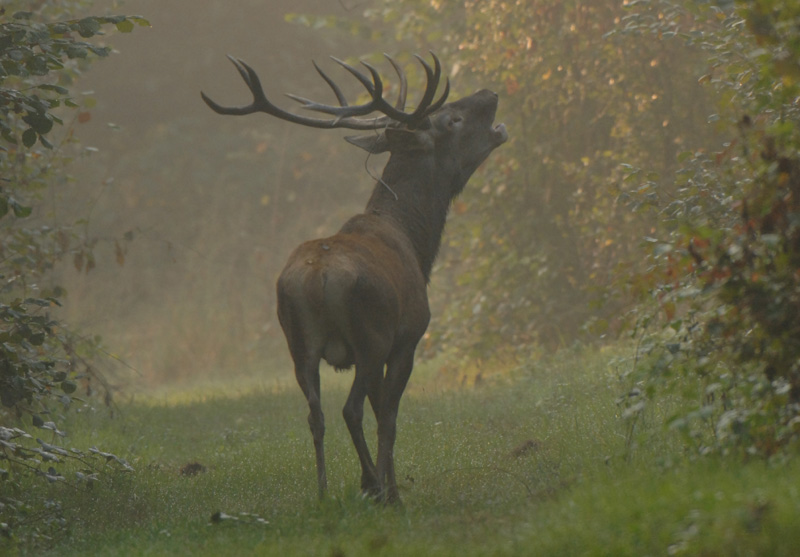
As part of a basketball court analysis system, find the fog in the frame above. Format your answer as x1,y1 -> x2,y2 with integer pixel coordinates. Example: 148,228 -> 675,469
43,0 -> 717,389
59,1 -> 385,385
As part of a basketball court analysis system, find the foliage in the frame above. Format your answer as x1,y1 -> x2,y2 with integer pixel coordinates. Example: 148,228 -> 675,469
0,3 -> 147,547
0,425 -> 133,544
291,0 -> 723,355
613,0 -> 800,458
0,9 -> 147,149
690,0 -> 800,452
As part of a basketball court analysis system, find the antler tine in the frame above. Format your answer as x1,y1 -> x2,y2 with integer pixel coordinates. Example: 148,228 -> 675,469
384,54 -> 408,111
289,59 -> 384,119
201,56 -> 261,116
234,56 -> 270,106
405,52 -> 442,122
313,60 -> 349,107
284,61 -> 349,109
426,51 -> 450,112
427,75 -> 450,114
331,57 -> 379,96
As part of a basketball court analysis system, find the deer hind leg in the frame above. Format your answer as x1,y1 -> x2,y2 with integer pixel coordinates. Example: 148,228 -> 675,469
374,345 -> 416,504
294,355 -> 326,500
342,361 -> 381,496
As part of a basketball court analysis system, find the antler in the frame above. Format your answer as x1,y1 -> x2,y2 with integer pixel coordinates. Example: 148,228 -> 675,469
201,53 -> 449,131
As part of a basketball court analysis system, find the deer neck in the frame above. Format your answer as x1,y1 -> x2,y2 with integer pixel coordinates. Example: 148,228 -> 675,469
364,158 -> 455,282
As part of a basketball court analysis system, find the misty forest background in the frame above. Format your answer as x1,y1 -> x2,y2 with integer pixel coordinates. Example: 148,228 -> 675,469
31,0 -> 798,412
0,0 -> 754,381
3,0 -> 800,551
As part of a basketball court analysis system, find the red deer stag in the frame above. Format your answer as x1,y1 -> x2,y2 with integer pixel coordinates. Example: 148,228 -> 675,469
202,53 -> 507,503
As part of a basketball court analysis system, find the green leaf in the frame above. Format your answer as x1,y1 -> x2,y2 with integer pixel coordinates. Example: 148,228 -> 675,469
11,200 -> 33,218
28,333 -> 45,346
51,23 -> 70,35
38,84 -> 69,95
116,19 -> 134,33
22,112 -> 53,135
66,44 -> 88,58
22,128 -> 37,147
76,17 -> 102,38
89,45 -> 111,57
61,381 -> 77,394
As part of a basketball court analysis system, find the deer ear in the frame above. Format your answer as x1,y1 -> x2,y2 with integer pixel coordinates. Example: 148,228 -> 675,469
345,133 -> 389,154
345,128 -> 433,154
384,127 -> 434,153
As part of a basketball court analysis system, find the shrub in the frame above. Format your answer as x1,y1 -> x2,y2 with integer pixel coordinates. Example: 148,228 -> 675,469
0,5 -> 146,546
627,0 -> 800,456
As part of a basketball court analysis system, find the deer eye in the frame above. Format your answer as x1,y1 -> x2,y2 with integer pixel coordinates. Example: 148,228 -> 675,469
447,115 -> 464,130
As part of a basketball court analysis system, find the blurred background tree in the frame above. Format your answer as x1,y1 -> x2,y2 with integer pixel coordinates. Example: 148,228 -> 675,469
295,0 -> 724,356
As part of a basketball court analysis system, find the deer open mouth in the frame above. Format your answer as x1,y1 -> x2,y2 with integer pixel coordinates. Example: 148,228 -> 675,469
493,122 -> 509,145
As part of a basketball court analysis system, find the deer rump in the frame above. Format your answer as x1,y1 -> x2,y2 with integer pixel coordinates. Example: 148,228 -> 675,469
277,213 -> 430,373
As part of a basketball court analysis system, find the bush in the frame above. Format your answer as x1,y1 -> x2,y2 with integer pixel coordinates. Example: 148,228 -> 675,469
627,0 -> 800,456
0,5 -> 146,546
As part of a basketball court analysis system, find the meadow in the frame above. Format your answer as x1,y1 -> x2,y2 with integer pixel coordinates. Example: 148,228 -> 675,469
11,347 -> 800,556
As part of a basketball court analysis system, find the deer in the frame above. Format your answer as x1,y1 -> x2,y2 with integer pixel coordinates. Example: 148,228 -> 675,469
201,52 -> 507,504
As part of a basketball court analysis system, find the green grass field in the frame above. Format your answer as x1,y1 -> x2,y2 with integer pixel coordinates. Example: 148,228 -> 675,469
9,347 -> 800,556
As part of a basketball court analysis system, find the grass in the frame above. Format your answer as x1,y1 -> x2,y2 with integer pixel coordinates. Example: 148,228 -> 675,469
6,346 -> 800,555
